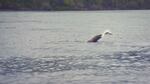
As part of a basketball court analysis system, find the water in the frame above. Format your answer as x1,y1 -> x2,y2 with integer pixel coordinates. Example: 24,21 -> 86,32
0,10 -> 150,84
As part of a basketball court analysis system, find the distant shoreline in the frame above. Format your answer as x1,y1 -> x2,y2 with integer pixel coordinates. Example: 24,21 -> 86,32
1,0 -> 150,12
0,9 -> 150,12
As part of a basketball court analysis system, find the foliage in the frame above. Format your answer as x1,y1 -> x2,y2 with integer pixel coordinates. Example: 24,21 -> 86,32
0,0 -> 150,10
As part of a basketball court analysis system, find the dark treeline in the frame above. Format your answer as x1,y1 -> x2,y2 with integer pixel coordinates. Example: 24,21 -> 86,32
0,0 -> 150,11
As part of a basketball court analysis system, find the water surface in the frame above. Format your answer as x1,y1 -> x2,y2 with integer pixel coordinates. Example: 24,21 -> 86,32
0,10 -> 150,84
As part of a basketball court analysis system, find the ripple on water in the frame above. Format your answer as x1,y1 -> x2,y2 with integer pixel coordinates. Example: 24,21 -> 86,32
0,47 -> 150,75
113,47 -> 150,64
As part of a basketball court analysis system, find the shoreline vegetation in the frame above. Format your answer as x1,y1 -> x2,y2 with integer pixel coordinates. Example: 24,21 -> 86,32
0,0 -> 150,11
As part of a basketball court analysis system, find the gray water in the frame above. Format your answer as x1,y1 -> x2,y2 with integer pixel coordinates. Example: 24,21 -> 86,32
0,10 -> 150,84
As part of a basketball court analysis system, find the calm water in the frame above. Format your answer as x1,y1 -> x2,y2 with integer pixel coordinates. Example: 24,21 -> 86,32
0,10 -> 150,84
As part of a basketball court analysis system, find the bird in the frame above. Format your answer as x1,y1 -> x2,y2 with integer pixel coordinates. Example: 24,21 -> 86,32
88,30 -> 112,42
